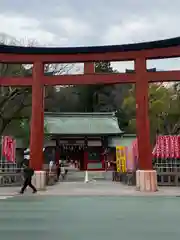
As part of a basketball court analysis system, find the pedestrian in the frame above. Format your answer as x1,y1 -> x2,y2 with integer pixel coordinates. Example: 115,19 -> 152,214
60,162 -> 68,180
19,163 -> 37,194
61,162 -> 66,180
111,157 -> 118,181
49,160 -> 54,173
56,160 -> 61,181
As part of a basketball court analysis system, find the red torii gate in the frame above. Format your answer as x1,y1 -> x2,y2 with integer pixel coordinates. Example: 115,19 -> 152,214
0,37 -> 180,191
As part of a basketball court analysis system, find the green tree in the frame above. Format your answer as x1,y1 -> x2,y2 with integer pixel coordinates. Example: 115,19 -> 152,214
95,61 -> 114,73
77,61 -> 117,112
19,119 -> 49,146
122,83 -> 174,143
162,83 -> 180,134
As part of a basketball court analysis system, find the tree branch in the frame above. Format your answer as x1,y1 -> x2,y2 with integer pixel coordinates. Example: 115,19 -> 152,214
0,92 -> 28,135
0,87 -> 30,112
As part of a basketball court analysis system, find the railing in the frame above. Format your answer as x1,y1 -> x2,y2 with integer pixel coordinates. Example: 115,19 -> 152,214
119,172 -> 136,186
154,159 -> 180,186
0,167 -> 58,187
0,161 -> 23,186
0,169 -> 23,187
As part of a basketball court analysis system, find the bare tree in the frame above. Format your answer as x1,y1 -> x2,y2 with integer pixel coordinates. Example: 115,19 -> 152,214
0,35 -> 76,136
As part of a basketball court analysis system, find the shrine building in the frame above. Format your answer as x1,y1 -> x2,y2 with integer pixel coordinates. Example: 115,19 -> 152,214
44,112 -> 123,171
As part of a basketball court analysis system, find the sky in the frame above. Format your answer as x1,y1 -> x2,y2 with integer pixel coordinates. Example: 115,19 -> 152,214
0,0 -> 180,71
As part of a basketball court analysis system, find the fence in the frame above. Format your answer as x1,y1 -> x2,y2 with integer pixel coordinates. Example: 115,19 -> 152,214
154,158 -> 180,186
0,171 -> 23,187
0,162 -> 58,187
0,161 -> 22,186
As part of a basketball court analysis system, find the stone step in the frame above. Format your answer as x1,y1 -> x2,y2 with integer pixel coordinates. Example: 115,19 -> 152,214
66,170 -> 113,182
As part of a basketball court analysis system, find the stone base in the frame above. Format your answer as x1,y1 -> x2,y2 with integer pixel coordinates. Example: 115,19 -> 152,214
31,171 -> 46,190
84,171 -> 89,183
136,170 -> 158,192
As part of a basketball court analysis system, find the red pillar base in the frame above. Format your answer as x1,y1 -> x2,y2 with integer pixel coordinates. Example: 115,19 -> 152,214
136,170 -> 158,192
31,171 -> 46,190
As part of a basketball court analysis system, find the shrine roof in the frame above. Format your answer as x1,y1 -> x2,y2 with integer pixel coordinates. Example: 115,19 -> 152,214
44,112 -> 122,136
0,37 -> 180,54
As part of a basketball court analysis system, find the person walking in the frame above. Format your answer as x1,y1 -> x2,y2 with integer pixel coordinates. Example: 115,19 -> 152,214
56,160 -> 61,181
60,162 -> 66,180
111,157 -> 118,181
20,163 -> 37,194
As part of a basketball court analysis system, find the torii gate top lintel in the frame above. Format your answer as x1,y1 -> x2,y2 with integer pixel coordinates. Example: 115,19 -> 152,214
0,36 -> 180,63
0,36 -> 180,86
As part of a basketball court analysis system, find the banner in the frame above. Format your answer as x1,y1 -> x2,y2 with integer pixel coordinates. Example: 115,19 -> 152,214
153,135 -> 180,159
126,146 -> 135,171
116,146 -> 121,172
1,136 -> 16,163
116,146 -> 127,173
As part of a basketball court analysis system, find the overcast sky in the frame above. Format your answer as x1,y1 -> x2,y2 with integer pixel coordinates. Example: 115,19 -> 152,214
0,0 -> 180,71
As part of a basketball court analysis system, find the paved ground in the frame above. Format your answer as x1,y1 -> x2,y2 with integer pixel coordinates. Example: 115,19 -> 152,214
1,182 -> 180,240
1,181 -> 180,197
0,193 -> 180,240
42,181 -> 180,196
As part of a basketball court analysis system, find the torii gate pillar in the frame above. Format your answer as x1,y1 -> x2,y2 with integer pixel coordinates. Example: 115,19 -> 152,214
30,62 -> 46,190
135,58 -> 157,192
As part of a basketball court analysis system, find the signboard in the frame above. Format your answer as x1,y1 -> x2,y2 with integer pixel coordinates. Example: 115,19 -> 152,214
116,146 -> 121,172
116,146 -> 126,173
1,136 -> 16,163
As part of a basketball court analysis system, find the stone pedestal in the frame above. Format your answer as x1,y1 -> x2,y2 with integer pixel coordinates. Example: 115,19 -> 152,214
136,170 -> 158,192
84,171 -> 89,183
32,171 -> 46,190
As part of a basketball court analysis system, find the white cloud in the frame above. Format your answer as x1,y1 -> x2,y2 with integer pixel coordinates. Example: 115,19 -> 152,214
103,17 -> 159,45
0,1 -> 180,74
0,14 -> 55,45
56,17 -> 92,38
112,61 -> 134,72
147,58 -> 180,71
102,13 -> 180,45
0,1 -> 180,48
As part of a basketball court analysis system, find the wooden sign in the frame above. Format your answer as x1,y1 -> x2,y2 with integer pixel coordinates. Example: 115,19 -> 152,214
116,146 -> 127,173
116,146 -> 121,172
